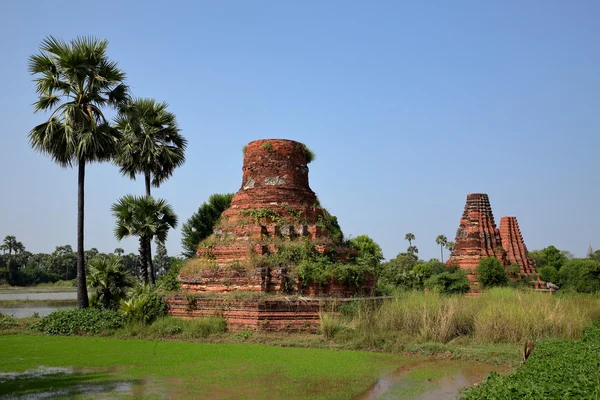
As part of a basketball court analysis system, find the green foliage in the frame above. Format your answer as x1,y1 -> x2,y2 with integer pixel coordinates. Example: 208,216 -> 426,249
240,208 -> 284,224
539,265 -> 559,284
463,321 -> 600,399
30,308 -> 126,335
316,210 -> 343,242
181,193 -> 234,258
261,141 -> 272,150
558,258 -> 600,293
87,255 -> 134,310
476,257 -> 508,288
529,245 -> 567,270
114,97 -> 187,189
0,313 -> 19,330
377,253 -> 420,290
424,271 -> 470,294
119,285 -> 166,325
302,144 -> 315,163
158,258 -> 184,292
242,145 -> 247,154
348,235 -> 384,271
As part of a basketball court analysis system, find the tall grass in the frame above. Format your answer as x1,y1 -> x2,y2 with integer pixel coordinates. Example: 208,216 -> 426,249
322,288 -> 600,345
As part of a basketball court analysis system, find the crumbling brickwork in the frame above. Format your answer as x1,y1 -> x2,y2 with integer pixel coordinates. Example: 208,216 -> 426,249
448,193 -> 543,292
499,216 -> 536,275
178,139 -> 371,296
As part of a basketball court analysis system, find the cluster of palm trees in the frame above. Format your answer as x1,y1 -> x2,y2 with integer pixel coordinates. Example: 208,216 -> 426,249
404,233 -> 455,263
0,236 -> 25,255
28,36 -> 185,308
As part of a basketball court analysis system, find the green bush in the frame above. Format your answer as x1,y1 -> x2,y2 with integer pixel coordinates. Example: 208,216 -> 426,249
0,313 -> 19,330
462,321 -> 600,399
476,257 -> 508,288
539,265 -> 559,284
31,308 -> 126,335
558,259 -> 600,293
424,271 -> 470,294
120,285 -> 166,325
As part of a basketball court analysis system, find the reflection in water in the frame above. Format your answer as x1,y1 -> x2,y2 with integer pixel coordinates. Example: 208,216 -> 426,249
0,366 -> 158,399
354,360 -> 507,400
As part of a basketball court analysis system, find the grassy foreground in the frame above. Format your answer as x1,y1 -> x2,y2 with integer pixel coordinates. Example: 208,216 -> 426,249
0,334 -> 425,399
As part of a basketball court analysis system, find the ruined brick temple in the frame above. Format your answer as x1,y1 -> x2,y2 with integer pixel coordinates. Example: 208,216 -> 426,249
167,139 -> 374,331
447,193 -> 542,292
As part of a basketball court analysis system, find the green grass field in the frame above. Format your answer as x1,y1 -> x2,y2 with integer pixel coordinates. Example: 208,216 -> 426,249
0,335 -> 508,399
0,335 -> 412,399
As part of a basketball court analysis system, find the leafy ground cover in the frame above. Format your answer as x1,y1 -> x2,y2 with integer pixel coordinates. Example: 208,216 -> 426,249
462,321 -> 600,399
0,334 -> 434,399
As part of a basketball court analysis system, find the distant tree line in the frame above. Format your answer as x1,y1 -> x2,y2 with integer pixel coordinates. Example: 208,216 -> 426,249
0,235 -> 178,287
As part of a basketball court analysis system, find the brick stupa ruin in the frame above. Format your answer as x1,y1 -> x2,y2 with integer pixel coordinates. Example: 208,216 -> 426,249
447,193 -> 541,292
499,216 -> 536,275
168,139 -> 374,331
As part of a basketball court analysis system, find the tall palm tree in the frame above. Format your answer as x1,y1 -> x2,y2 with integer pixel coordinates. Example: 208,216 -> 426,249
29,36 -> 128,308
114,98 -> 186,197
87,255 -> 134,310
446,241 -> 455,253
112,195 -> 178,284
436,235 -> 448,262
114,98 -> 186,279
405,233 -> 415,248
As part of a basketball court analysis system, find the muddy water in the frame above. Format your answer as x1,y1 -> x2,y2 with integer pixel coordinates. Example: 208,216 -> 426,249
354,359 -> 508,400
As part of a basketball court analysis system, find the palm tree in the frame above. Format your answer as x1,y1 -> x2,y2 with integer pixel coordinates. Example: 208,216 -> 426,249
87,255 -> 134,310
114,248 -> 125,257
446,241 -> 455,254
405,233 -> 415,248
28,36 -> 128,308
112,195 -> 178,284
1,236 -> 25,255
114,98 -> 186,197
436,235 -> 448,262
114,98 -> 186,279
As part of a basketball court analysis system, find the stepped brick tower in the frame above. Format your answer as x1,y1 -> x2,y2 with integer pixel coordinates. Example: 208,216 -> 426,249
499,216 -> 536,275
447,193 -> 506,289
178,139 -> 367,296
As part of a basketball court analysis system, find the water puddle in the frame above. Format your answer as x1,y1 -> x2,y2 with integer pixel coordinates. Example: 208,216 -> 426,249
0,366 -> 162,399
354,360 -> 508,400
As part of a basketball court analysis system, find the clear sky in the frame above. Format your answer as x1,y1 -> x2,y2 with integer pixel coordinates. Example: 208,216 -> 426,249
1,1 -> 598,261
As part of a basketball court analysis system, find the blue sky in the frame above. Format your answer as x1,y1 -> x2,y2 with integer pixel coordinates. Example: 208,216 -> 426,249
0,1 -> 598,260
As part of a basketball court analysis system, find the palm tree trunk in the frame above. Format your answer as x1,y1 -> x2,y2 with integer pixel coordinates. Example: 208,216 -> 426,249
145,173 -> 151,197
440,245 -> 444,263
77,160 -> 89,308
144,172 -> 155,284
147,240 -> 156,284
139,237 -> 149,284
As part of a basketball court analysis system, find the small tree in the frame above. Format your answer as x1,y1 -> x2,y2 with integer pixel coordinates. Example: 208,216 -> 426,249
405,233 -> 415,247
112,195 -> 178,284
181,193 -> 234,258
87,255 -> 134,310
476,257 -> 508,288
435,235 -> 448,262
